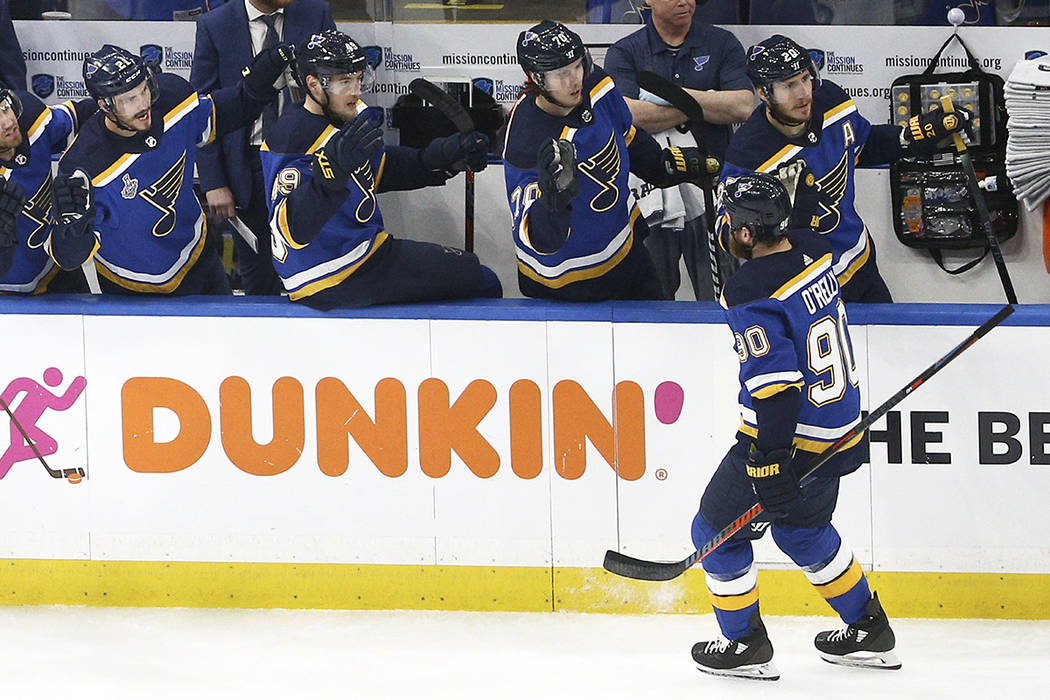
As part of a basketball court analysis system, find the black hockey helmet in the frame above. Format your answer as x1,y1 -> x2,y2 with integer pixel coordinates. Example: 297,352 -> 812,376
516,20 -> 592,86
296,29 -> 374,93
722,173 -> 792,242
0,88 -> 22,120
746,34 -> 820,95
83,44 -> 157,106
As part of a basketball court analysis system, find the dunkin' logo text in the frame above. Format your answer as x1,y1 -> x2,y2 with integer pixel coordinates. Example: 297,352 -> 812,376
122,377 -> 688,480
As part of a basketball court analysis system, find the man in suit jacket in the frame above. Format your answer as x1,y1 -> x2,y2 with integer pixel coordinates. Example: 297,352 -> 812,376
192,0 -> 335,294
0,0 -> 26,90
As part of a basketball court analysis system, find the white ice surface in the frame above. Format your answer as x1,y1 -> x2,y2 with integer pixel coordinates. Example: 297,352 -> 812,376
2,607 -> 1047,699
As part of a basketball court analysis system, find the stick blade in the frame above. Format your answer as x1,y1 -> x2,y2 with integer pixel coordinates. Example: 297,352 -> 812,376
603,549 -> 690,581
408,78 -> 475,133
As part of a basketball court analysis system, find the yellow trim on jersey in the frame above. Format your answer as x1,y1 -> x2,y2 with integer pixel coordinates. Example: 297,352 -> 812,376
624,124 -> 636,146
93,153 -> 137,187
308,125 -> 337,155
589,76 -> 614,103
757,144 -> 799,173
58,100 -> 78,132
95,218 -> 208,293
163,93 -> 198,130
836,234 -> 871,286
771,252 -> 833,299
374,152 -> 388,190
34,265 -> 62,295
815,559 -> 864,600
25,108 -> 51,144
516,207 -> 640,289
709,587 -> 760,612
752,381 -> 805,399
737,421 -> 866,454
559,125 -> 574,140
823,98 -> 856,124
275,199 -> 308,250
288,231 -> 390,301
201,100 -> 218,146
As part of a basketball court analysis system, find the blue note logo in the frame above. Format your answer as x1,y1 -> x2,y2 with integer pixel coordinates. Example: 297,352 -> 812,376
693,55 -> 710,71
139,44 -> 163,71
363,45 -> 383,70
31,74 -> 55,99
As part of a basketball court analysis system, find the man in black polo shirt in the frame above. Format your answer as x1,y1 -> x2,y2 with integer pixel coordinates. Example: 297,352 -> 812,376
605,0 -> 752,300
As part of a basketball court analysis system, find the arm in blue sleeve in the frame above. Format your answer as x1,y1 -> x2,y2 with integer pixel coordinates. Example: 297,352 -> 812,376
374,146 -> 450,193
857,124 -> 904,167
754,386 -> 803,454
627,126 -> 667,184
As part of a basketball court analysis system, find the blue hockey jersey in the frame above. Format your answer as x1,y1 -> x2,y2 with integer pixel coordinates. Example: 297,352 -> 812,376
502,67 -> 661,293
0,92 -> 94,294
721,230 -> 863,458
53,74 -> 221,293
721,80 -> 880,288
261,101 -> 449,301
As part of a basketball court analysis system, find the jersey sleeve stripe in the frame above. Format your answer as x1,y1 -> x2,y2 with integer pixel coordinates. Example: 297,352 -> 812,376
25,108 -> 52,145
822,99 -> 858,127
374,152 -> 388,190
832,230 -> 870,284
752,381 -> 805,399
163,92 -> 199,131
771,253 -> 832,300
589,76 -> 615,104
744,371 -> 804,394
515,206 -> 638,281
624,124 -> 636,146
272,199 -> 308,250
307,125 -> 336,155
199,98 -> 217,146
560,125 -> 577,141
756,144 -> 801,173
93,152 -> 140,187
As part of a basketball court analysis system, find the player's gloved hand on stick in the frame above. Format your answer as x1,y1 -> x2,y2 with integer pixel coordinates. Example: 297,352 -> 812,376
421,131 -> 490,174
747,446 -> 800,518
241,42 -> 297,98
537,138 -> 578,211
903,103 -> 974,148
313,110 -> 383,190
661,146 -> 721,187
52,170 -> 93,226
0,175 -> 25,249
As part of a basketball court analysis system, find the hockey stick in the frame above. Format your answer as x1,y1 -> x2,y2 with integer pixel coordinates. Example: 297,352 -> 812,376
0,395 -> 85,481
408,78 -> 476,252
604,304 -> 1015,581
939,95 -> 1018,304
636,70 -> 723,297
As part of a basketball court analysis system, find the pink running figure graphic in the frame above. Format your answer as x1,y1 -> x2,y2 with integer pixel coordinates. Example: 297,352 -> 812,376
0,368 -> 87,481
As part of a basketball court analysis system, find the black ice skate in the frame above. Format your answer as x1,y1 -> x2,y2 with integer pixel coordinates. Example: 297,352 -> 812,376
692,612 -> 779,681
814,591 -> 901,670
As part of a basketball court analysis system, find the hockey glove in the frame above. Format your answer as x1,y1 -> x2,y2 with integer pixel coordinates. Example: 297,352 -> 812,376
903,103 -> 974,149
536,138 -> 578,211
0,175 -> 25,250
241,42 -> 296,99
747,446 -> 800,519
421,131 -> 490,174
52,170 -> 93,226
313,110 -> 384,191
774,160 -> 820,230
661,146 -> 721,187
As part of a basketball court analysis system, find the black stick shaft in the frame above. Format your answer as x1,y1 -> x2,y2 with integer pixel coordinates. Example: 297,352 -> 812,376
940,96 -> 1017,304
604,304 -> 1014,581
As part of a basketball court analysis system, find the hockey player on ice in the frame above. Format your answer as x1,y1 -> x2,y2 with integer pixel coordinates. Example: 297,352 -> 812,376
719,34 -> 974,302
691,173 -> 899,680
